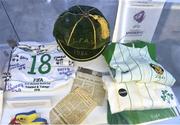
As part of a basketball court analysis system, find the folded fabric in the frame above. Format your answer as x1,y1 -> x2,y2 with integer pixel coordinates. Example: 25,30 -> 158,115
30,118 -> 48,125
10,118 -> 48,125
3,41 -> 75,92
103,41 -> 175,86
9,110 -> 48,125
107,101 -> 180,124
103,76 -> 178,114
15,110 -> 39,123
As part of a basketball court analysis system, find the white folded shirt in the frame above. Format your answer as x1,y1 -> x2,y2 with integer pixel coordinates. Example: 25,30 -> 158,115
108,44 -> 175,86
103,76 -> 178,114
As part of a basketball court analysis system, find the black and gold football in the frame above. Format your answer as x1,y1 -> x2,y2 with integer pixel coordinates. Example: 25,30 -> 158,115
53,5 -> 110,61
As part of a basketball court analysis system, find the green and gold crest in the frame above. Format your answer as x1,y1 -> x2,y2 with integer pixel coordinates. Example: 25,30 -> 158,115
150,63 -> 164,75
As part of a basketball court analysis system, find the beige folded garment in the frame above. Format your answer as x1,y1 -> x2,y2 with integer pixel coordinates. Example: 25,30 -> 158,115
49,87 -> 97,124
103,76 -> 178,114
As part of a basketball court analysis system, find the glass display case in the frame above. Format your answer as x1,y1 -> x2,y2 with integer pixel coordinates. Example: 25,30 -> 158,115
0,0 -> 180,124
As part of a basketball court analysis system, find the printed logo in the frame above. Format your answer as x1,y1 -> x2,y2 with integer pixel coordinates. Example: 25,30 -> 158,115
134,11 -> 145,23
24,78 -> 51,92
118,88 -> 127,97
150,63 -> 164,75
161,90 -> 174,104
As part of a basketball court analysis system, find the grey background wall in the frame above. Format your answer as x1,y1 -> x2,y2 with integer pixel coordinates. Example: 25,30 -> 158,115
152,2 -> 180,86
0,0 -> 118,43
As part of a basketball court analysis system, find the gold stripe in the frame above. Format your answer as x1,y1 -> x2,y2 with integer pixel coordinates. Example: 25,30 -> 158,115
88,17 -> 97,49
57,40 -> 105,61
89,14 -> 110,39
88,7 -> 96,13
77,5 -> 85,13
59,12 -> 84,18
67,17 -> 84,46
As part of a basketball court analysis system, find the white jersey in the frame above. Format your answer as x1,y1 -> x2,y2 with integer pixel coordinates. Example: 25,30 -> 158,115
3,42 -> 75,92
103,76 -> 178,114
105,43 -> 175,86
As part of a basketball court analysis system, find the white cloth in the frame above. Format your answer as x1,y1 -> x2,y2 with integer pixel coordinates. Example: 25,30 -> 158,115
103,76 -> 178,114
4,42 -> 75,92
109,44 -> 175,86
